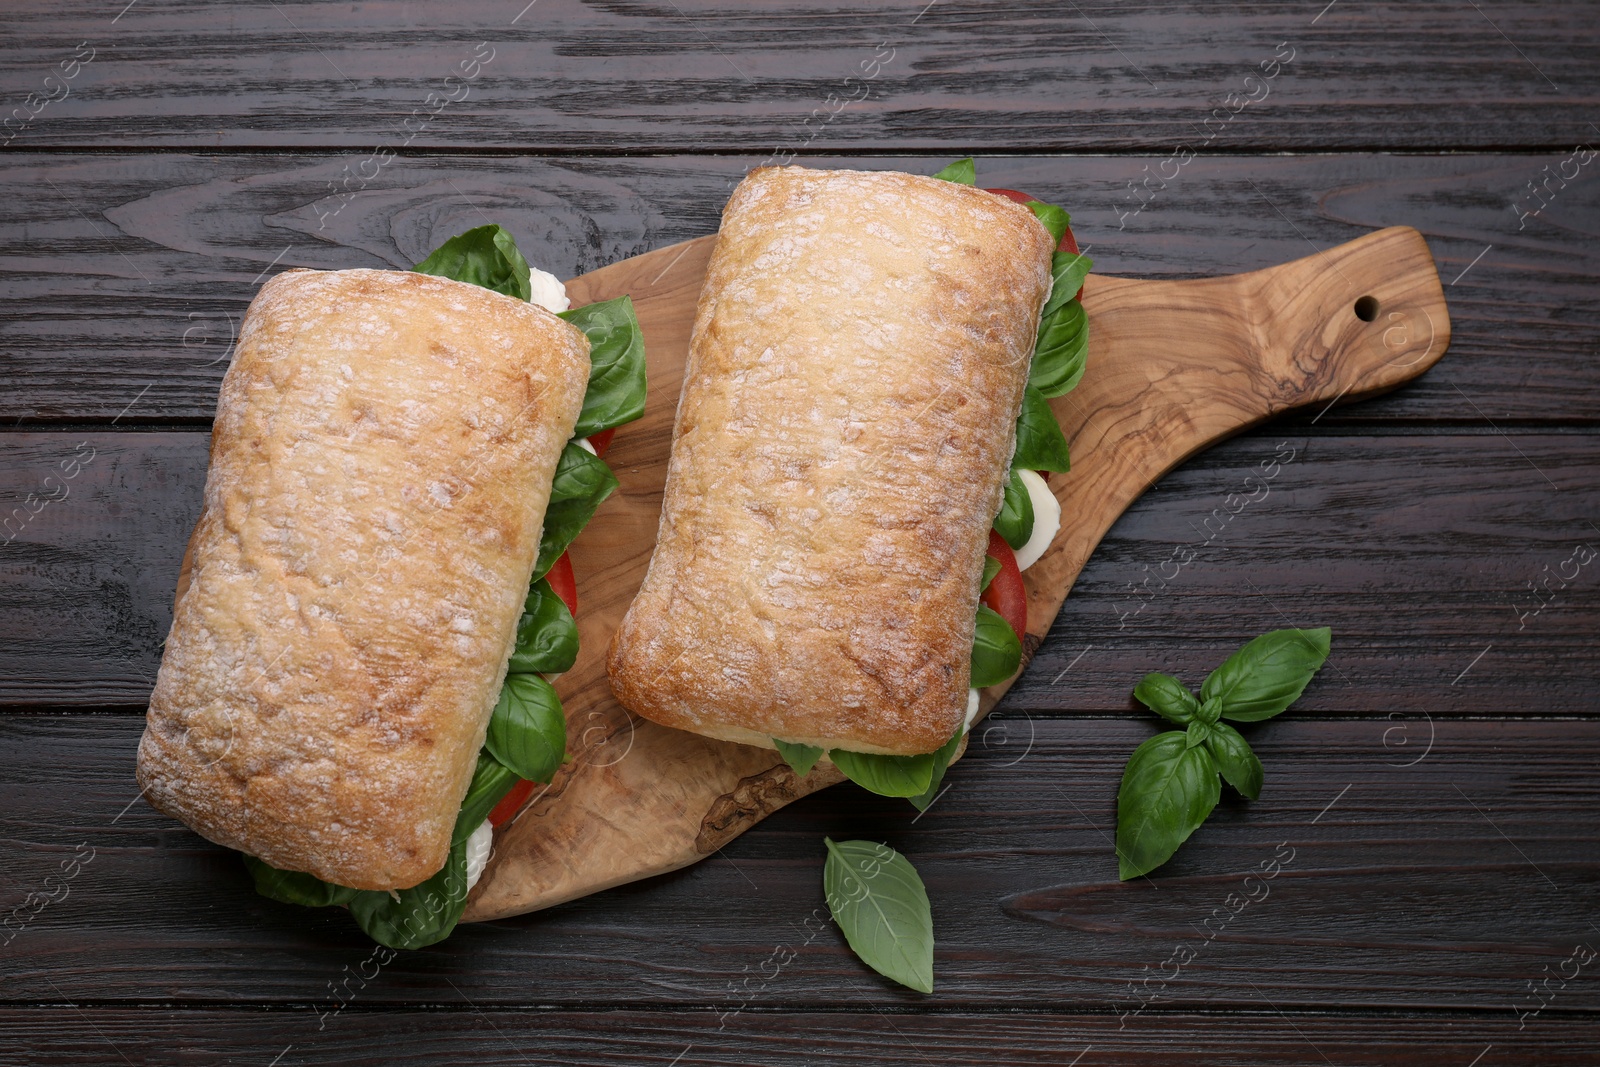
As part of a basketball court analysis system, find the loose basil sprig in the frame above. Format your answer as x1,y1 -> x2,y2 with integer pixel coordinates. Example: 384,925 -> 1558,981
823,839 -> 935,993
242,226 -> 646,950
1116,627 -> 1331,880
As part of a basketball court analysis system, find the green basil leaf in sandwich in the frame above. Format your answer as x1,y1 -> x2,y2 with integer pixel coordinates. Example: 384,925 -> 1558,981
535,442 -> 621,580
413,223 -> 532,301
970,603 -> 1023,688
508,578 -> 580,675
560,295 -> 648,437
486,673 -> 568,784
931,157 -> 977,185
1011,386 -> 1072,473
993,468 -> 1036,551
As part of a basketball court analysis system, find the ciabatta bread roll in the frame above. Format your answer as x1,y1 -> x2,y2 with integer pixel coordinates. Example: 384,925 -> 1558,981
608,166 -> 1053,756
137,268 -> 590,891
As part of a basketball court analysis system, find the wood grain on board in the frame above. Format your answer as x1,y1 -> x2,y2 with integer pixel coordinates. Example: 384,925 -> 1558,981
1,152 -> 1594,424
2,1 -> 1596,151
2,715 -> 1596,1012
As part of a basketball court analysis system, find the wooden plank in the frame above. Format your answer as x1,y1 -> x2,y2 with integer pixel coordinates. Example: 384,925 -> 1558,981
0,434 -> 196,704
4,431 -> 1596,710
2,1 -> 1596,151
0,1007 -> 1594,1066
3,714 -> 1597,1011
1,152 -> 1595,424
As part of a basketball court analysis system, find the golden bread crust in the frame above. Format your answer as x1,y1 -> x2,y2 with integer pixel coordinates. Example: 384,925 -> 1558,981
137,268 -> 589,891
608,166 -> 1052,756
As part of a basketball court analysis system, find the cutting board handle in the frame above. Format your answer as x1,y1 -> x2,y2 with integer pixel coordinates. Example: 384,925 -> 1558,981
1249,224 -> 1451,407
1038,225 -> 1452,595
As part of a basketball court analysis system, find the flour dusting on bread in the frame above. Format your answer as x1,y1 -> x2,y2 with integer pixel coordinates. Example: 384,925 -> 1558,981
137,269 -> 590,891
608,167 -> 1052,756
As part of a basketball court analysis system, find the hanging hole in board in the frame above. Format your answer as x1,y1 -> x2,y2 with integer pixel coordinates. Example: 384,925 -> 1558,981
1354,295 -> 1380,322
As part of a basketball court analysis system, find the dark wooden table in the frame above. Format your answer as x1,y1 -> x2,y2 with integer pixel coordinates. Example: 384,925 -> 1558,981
4,2 -> 1599,1063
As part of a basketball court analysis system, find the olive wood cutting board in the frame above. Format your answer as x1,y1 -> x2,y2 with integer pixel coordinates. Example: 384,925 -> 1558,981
464,225 -> 1451,922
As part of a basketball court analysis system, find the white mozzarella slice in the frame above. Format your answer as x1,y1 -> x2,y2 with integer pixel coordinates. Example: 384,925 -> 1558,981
464,818 -> 495,891
528,267 -> 571,313
1012,468 -> 1061,572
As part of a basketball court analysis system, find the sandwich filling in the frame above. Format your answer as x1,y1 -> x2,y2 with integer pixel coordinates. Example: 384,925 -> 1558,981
243,226 -> 647,949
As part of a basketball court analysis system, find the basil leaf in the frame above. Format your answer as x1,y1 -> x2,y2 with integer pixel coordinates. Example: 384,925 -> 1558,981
1201,627 -> 1332,723
1011,386 -> 1071,473
559,295 -> 648,437
1041,249 -> 1093,319
242,753 -> 516,948
931,157 -> 976,185
970,603 -> 1022,688
348,837 -> 470,950
348,753 -> 517,949
1206,722 -> 1263,800
454,750 -> 520,844
823,839 -> 934,994
486,673 -> 567,784
830,747 -> 938,799
993,468 -> 1035,550
242,856 -> 358,908
413,224 -> 531,302
1132,672 -> 1200,726
1029,299 -> 1089,400
508,578 -> 579,675
1025,200 -> 1071,247
535,442 -> 620,580
774,738 -> 824,777
980,556 -> 1000,592
1115,732 -> 1220,880
907,730 -> 964,813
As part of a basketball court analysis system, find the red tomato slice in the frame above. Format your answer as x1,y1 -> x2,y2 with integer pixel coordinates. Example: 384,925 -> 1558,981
981,530 -> 1028,641
984,187 -> 1034,205
983,187 -> 1081,257
587,428 -> 616,457
545,551 -> 579,617
488,778 -> 538,828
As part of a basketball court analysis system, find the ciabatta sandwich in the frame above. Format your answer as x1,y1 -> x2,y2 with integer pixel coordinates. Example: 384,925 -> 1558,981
608,161 -> 1089,805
